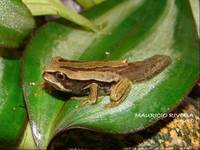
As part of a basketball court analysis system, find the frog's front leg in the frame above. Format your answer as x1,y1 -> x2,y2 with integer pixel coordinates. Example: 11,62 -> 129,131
76,83 -> 98,108
105,79 -> 132,108
85,83 -> 98,104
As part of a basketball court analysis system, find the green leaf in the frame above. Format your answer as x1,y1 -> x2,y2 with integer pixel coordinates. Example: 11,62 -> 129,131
0,0 -> 35,48
0,49 -> 27,148
77,0 -> 107,9
22,0 -> 99,32
22,0 -> 199,149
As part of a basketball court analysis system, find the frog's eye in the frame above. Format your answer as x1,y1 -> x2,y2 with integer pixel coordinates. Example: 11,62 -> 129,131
55,72 -> 65,81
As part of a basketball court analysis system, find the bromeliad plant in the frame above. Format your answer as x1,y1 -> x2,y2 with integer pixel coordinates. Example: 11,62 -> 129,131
0,0 -> 199,149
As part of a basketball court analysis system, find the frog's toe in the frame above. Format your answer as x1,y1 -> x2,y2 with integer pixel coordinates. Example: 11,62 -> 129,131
104,101 -> 121,108
75,98 -> 96,108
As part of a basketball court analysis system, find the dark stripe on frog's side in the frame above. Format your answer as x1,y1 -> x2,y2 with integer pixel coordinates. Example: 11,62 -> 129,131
49,72 -> 114,95
59,65 -> 128,72
56,56 -> 128,69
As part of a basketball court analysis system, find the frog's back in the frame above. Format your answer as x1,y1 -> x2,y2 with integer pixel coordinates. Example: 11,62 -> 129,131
119,55 -> 171,82
46,57 -> 129,83
45,55 -> 171,83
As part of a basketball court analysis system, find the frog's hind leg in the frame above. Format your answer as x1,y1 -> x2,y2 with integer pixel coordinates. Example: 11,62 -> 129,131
76,83 -> 98,108
105,79 -> 132,108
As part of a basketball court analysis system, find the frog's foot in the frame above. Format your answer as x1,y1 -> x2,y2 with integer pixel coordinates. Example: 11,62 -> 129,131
104,79 -> 132,108
76,83 -> 98,108
104,101 -> 122,108
75,98 -> 94,108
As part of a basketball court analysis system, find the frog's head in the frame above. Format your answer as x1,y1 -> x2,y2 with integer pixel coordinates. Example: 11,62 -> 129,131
42,57 -> 72,92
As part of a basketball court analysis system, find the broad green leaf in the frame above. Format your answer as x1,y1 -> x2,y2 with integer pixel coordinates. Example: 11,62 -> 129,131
0,0 -> 35,48
77,0 -> 107,9
0,49 -> 27,148
22,0 -> 99,32
22,0 -> 199,149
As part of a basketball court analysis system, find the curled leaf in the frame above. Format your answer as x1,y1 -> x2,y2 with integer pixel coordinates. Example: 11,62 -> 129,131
22,0 -> 99,32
